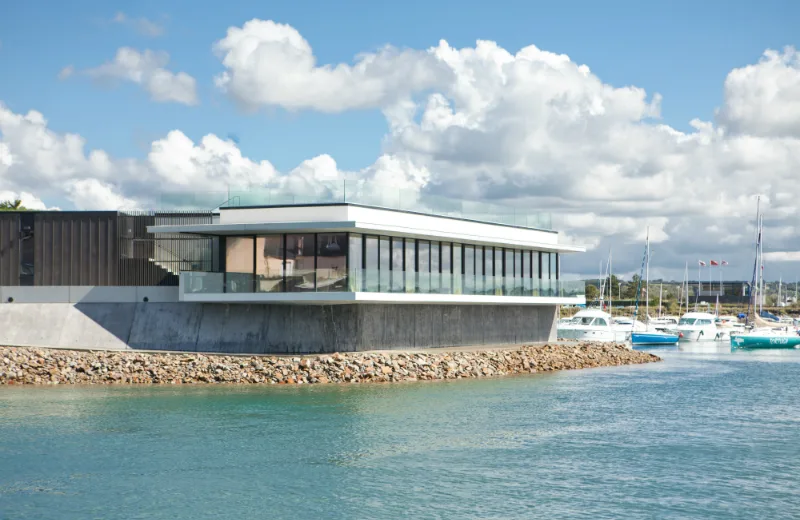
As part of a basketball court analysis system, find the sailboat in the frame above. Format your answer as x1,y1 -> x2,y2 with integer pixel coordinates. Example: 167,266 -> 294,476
730,198 -> 800,348
631,228 -> 680,347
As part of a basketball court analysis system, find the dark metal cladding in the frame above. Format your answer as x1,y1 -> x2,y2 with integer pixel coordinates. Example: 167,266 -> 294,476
0,210 -> 216,286
0,213 -> 21,286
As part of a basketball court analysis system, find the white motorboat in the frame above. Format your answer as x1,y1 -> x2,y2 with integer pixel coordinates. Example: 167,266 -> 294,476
612,316 -> 646,332
557,309 -> 629,343
678,312 -> 722,341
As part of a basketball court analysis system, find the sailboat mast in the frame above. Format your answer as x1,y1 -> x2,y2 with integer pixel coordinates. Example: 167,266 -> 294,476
760,214 -> 764,313
645,227 -> 650,322
684,262 -> 689,315
609,250 -> 613,316
659,283 -> 663,318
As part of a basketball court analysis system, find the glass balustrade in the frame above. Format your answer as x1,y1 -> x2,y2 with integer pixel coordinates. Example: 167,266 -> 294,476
181,271 -> 585,298
161,180 -> 553,231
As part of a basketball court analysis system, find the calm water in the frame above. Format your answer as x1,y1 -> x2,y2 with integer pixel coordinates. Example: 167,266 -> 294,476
2,344 -> 800,519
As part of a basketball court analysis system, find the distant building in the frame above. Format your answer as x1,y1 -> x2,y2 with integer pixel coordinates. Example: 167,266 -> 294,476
687,281 -> 751,304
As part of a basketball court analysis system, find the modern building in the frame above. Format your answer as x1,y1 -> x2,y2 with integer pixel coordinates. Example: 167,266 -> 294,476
0,191 -> 585,353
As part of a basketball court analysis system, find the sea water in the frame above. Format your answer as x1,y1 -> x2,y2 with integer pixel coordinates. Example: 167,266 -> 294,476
1,343 -> 799,519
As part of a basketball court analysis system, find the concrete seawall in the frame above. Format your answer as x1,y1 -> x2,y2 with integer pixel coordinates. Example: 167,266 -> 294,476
0,303 -> 558,354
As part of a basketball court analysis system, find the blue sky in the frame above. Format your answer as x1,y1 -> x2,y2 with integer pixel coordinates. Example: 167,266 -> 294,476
1,0 -> 797,172
1,0 -> 799,279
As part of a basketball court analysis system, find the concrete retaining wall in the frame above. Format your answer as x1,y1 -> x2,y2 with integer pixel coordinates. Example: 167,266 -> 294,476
0,302 -> 557,354
0,286 -> 178,303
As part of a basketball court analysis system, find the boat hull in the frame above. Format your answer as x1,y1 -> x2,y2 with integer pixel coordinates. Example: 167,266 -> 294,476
677,327 -> 720,342
631,332 -> 680,346
730,334 -> 800,349
558,329 -> 628,343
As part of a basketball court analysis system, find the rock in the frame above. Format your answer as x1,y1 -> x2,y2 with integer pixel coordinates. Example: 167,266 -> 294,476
0,342 -> 659,387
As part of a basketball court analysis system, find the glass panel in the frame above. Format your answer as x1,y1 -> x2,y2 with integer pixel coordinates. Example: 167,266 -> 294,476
182,272 -> 225,294
452,243 -> 461,294
316,233 -> 348,292
494,247 -> 504,295
463,245 -> 475,294
391,237 -> 404,293
533,252 -> 541,295
285,234 -> 315,292
441,243 -> 452,294
504,248 -> 513,296
418,241 -> 430,293
379,236 -> 390,292
484,247 -> 493,295
464,245 -> 474,295
365,236 -> 379,292
514,249 -> 522,295
225,236 -> 254,293
256,235 -> 284,293
431,241 -> 440,293
550,253 -> 556,281
404,239 -> 415,293
523,250 -> 531,296
554,253 -> 560,280
348,234 -> 362,291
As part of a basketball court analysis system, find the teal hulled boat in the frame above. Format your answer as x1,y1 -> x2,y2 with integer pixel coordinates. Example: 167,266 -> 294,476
730,333 -> 800,349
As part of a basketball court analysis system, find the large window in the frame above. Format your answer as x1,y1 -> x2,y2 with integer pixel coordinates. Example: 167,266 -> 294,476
256,235 -> 283,293
418,240 -> 430,293
431,241 -> 440,293
441,242 -> 452,294
365,236 -> 379,292
348,233 -> 362,291
316,233 -> 347,292
404,239 -> 415,293
285,234 -> 315,292
219,233 -> 564,298
504,248 -> 514,296
225,236 -> 254,293
523,250 -> 531,295
379,236 -> 391,292
484,246 -> 493,295
464,245 -> 475,294
391,237 -> 404,292
494,247 -> 503,295
452,243 -> 462,294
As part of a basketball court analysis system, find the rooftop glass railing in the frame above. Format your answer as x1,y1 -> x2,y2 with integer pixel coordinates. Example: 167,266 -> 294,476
160,181 -> 552,231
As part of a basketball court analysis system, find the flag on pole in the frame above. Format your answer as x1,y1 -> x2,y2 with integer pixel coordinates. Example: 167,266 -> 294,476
710,260 -> 719,266
722,260 -> 729,266
699,260 -> 707,266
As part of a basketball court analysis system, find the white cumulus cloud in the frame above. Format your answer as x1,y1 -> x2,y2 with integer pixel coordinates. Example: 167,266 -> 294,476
112,12 -> 166,37
84,48 -> 198,105
4,22 -> 800,279
213,19 -> 453,112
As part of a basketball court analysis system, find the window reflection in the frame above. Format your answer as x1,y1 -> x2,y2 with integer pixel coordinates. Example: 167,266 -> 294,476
418,241 -> 430,293
441,242 -> 451,294
379,236 -> 390,292
256,235 -> 283,293
365,236 -> 378,292
317,233 -> 347,291
404,239 -> 415,293
348,233 -> 362,291
225,236 -> 254,293
220,233 -> 559,299
484,247 -> 494,295
431,241 -> 440,293
464,245 -> 475,294
286,234 -> 316,292
452,243 -> 461,294
392,237 -> 404,292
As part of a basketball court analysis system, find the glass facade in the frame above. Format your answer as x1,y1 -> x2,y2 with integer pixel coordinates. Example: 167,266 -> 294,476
183,233 -> 582,298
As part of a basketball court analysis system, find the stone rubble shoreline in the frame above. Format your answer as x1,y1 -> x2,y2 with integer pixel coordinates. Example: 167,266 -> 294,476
0,343 -> 660,386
